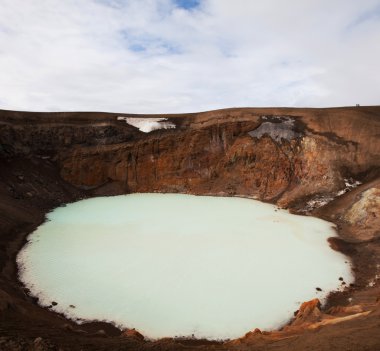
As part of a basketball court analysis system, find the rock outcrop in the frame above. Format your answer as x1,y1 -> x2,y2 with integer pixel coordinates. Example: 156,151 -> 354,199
291,299 -> 322,326
343,187 -> 380,241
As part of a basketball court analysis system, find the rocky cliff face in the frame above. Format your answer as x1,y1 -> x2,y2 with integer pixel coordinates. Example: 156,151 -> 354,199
0,106 -> 379,351
3,107 -> 378,206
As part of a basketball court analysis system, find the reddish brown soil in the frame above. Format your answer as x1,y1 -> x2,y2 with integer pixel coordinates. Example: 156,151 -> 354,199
0,106 -> 379,350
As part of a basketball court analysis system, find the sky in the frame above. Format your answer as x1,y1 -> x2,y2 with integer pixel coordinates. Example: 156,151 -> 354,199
0,0 -> 379,113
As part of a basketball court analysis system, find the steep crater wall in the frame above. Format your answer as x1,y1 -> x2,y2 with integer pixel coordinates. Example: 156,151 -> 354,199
52,108 -> 380,208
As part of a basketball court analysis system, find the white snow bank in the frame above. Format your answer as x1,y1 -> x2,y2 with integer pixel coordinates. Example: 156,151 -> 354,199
304,178 -> 362,213
117,117 -> 175,133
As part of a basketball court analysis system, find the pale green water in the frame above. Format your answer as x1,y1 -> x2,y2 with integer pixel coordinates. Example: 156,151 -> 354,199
17,194 -> 353,340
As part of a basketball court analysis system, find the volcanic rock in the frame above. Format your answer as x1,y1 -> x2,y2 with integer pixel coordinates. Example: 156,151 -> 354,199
291,298 -> 322,326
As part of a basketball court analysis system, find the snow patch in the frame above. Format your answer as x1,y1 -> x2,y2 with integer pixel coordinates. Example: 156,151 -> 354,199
304,195 -> 335,213
303,178 -> 362,213
117,117 -> 175,133
336,178 -> 362,196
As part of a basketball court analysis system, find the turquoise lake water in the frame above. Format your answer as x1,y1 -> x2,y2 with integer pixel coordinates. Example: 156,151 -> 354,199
17,193 -> 353,339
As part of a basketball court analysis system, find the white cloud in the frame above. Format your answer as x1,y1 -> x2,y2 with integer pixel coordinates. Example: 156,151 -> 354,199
0,0 -> 379,113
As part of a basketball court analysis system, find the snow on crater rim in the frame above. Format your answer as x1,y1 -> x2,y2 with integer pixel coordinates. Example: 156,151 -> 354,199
117,116 -> 175,133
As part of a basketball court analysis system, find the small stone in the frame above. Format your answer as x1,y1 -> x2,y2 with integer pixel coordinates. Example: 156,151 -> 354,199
316,287 -> 322,291
51,301 -> 58,306
339,277 -> 343,281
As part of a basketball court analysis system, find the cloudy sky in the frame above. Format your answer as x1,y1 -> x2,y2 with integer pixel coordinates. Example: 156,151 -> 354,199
0,0 -> 379,113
